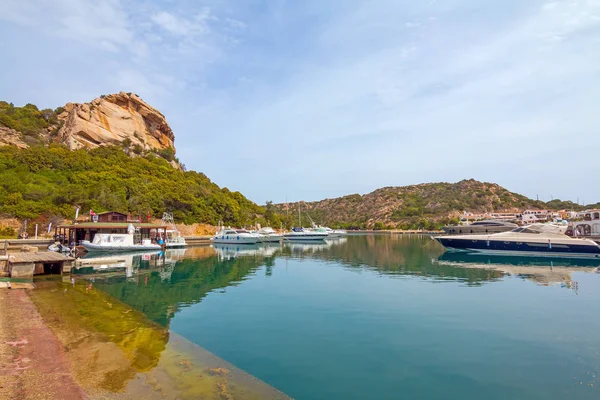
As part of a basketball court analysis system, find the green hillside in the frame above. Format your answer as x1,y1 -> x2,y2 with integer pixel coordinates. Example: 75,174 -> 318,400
278,180 -> 594,230
0,144 -> 265,227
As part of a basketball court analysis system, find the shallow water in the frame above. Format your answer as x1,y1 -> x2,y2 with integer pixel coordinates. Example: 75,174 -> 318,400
76,235 -> 600,399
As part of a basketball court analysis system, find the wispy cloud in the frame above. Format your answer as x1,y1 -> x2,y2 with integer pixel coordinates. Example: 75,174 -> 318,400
0,0 -> 599,204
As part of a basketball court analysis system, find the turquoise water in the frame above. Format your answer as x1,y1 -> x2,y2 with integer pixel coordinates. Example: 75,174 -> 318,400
91,235 -> 600,399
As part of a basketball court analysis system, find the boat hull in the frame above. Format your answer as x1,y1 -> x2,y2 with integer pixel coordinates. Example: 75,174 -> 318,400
81,241 -> 162,252
212,237 -> 261,244
283,234 -> 327,241
165,242 -> 187,248
260,235 -> 282,243
435,237 -> 600,259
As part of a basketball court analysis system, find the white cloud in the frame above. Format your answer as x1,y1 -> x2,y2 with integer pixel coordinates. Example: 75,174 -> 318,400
151,11 -> 209,37
1,0 -> 599,203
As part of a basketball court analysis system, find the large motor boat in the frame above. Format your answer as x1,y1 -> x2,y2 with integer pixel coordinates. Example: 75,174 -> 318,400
283,227 -> 328,241
435,224 -> 600,258
212,227 -> 262,244
442,220 -> 518,235
257,227 -> 283,243
81,224 -> 162,252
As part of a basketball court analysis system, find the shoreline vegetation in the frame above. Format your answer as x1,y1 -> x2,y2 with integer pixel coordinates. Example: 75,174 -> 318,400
0,144 -> 598,238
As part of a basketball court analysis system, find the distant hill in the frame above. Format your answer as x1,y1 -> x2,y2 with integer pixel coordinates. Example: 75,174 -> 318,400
276,180 -> 596,230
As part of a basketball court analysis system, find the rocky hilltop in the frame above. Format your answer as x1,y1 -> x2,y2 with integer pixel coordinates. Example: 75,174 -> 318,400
55,92 -> 174,151
0,92 -> 176,157
277,180 -> 550,229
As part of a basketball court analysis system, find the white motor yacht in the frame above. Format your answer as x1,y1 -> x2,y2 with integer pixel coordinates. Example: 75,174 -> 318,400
316,226 -> 347,238
81,224 -> 161,252
212,227 -> 262,244
435,224 -> 600,258
283,227 -> 328,241
257,227 -> 282,243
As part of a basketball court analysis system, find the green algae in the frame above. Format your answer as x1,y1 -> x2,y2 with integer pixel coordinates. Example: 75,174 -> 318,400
28,278 -> 290,399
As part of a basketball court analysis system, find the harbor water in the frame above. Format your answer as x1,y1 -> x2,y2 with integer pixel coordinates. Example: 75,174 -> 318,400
45,235 -> 600,399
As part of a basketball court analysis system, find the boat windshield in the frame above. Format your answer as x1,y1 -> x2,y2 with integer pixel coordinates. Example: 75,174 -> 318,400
510,224 -> 567,235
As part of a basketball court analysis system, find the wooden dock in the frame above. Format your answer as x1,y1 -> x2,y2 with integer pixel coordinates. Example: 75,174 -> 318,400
3,252 -> 74,279
183,236 -> 212,245
0,239 -> 54,255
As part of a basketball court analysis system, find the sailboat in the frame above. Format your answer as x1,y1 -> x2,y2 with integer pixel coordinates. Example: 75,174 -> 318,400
283,207 -> 328,241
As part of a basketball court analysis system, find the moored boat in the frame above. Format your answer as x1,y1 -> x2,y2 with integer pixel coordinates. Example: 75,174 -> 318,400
442,220 -> 518,235
283,227 -> 328,241
81,224 -> 161,252
257,227 -> 282,243
164,229 -> 187,248
435,224 -> 600,258
310,226 -> 347,238
162,212 -> 188,248
212,227 -> 262,244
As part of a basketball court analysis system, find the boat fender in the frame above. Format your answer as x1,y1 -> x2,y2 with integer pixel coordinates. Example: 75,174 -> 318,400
486,236 -> 490,247
548,239 -> 552,250
237,236 -> 240,240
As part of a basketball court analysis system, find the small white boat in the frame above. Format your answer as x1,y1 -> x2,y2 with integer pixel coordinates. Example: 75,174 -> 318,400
81,224 -> 162,252
164,229 -> 187,248
283,227 -> 328,241
162,212 -> 188,248
48,242 -> 71,253
212,227 -> 262,244
257,227 -> 282,243
312,226 -> 347,238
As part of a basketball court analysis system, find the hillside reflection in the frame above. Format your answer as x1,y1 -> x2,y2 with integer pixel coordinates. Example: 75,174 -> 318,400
82,235 -> 600,330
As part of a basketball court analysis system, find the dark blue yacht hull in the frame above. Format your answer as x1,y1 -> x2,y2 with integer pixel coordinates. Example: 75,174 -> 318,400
435,237 -> 600,258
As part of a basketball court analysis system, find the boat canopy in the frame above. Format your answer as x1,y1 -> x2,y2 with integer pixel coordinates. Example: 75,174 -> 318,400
471,220 -> 517,227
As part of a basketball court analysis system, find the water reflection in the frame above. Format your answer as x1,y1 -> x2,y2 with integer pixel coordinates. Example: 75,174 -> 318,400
30,279 -> 289,399
212,243 -> 281,260
436,251 -> 600,291
76,235 -> 600,331
53,235 -> 600,400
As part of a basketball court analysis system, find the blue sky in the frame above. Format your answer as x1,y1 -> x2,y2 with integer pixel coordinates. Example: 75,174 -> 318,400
1,0 -> 599,205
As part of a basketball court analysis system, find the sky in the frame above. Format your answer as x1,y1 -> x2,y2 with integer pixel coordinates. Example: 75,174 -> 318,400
1,0 -> 599,205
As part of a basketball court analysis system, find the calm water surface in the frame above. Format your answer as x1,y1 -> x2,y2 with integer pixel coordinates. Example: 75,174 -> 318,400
88,235 -> 600,399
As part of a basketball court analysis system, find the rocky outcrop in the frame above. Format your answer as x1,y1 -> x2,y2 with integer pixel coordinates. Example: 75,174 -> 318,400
0,126 -> 28,149
54,92 -> 175,152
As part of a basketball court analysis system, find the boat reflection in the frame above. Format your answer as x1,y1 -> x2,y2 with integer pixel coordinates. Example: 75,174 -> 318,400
212,243 -> 281,260
75,250 -> 163,277
437,251 -> 600,268
435,251 -> 600,290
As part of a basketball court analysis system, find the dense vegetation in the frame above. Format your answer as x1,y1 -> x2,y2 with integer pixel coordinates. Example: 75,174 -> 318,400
0,101 -> 63,145
278,180 -> 597,230
0,145 -> 270,228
